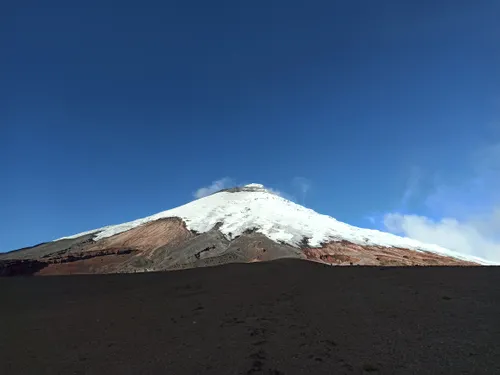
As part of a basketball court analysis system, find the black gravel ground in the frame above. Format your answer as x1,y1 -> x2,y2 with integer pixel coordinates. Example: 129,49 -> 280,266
1,259 -> 499,374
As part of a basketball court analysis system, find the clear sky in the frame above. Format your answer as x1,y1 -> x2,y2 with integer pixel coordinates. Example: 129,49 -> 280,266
2,1 -> 500,260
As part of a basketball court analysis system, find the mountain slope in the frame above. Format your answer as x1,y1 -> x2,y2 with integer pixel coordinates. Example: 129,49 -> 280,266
1,184 -> 493,275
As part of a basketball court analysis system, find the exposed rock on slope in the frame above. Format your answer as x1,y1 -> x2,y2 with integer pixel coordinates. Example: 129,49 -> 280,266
0,184 -> 490,275
303,241 -> 477,266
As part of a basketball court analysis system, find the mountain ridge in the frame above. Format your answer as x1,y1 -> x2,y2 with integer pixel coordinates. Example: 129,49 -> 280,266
56,183 -> 491,264
1,183 -> 494,275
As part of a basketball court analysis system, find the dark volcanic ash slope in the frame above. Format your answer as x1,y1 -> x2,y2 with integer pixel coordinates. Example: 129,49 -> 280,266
0,184 -> 488,276
2,261 -> 500,374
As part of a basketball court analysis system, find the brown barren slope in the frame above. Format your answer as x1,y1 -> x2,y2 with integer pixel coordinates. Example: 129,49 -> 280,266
85,218 -> 193,255
304,240 -> 477,266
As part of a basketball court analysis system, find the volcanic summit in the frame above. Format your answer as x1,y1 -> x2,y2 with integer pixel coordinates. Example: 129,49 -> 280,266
0,183 -> 490,276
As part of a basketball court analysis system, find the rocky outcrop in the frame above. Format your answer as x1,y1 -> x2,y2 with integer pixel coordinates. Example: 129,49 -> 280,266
36,249 -> 139,276
0,234 -> 96,261
0,259 -> 48,276
0,249 -> 141,276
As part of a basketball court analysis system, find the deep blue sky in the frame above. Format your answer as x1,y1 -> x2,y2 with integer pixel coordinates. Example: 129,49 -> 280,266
2,1 -> 499,252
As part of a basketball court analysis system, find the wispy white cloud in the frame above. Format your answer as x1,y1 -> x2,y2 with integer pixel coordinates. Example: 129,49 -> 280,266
365,215 -> 376,225
292,177 -> 311,203
293,177 -> 311,194
266,187 -> 283,197
400,166 -> 422,210
193,177 -> 234,199
383,142 -> 500,262
384,212 -> 500,262
267,187 -> 297,201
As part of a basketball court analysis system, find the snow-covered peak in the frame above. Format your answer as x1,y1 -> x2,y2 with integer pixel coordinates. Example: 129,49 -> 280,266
58,188 -> 495,265
214,183 -> 277,195
244,183 -> 265,189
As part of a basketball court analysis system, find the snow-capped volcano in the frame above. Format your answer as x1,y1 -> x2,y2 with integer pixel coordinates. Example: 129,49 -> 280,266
59,183 -> 490,265
1,183 -> 493,276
